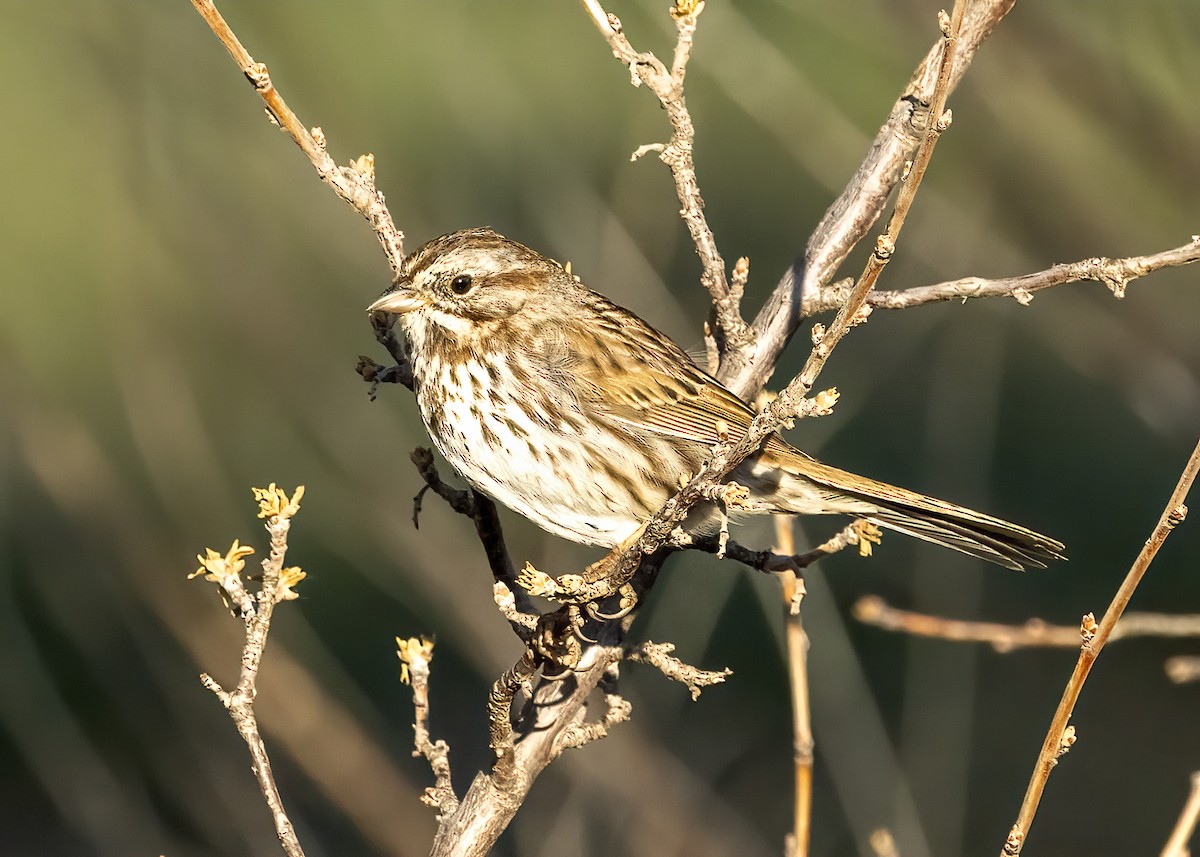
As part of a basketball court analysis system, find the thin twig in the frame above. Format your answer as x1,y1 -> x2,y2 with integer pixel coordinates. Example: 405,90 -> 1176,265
189,0 -> 413,381
1003,439 -> 1200,856
854,596 -> 1200,653
397,637 -> 459,818
774,516 -> 813,857
722,0 -> 1016,397
582,0 -> 753,359
196,486 -> 309,857
189,0 -> 404,272
1160,772 -> 1200,857
553,663 -> 633,754
804,237 -> 1200,317
626,641 -> 731,701
682,519 -> 861,575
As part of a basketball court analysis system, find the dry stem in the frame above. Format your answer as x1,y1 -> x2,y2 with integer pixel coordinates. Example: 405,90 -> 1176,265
581,0 -> 753,359
626,641 -> 732,700
197,489 -> 308,857
398,638 -> 459,818
805,237 -> 1200,317
854,596 -> 1200,653
1003,439 -> 1200,856
723,0 -> 1015,396
1160,772 -> 1200,857
774,516 -> 813,857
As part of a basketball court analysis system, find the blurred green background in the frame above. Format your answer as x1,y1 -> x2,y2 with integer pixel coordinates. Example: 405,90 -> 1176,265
3,1 -> 1199,855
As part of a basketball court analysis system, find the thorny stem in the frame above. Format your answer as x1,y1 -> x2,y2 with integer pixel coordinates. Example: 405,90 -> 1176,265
1003,439 -> 1200,856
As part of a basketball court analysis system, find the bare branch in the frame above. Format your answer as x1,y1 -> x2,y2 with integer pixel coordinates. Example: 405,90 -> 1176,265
397,637 -> 459,818
627,641 -> 731,700
488,650 -> 538,790
194,485 -> 309,857
189,0 -> 416,396
1003,439 -> 1200,856
430,642 -> 627,857
721,0 -> 1017,397
804,237 -> 1200,317
854,596 -> 1200,653
1160,772 -> 1200,857
582,0 -> 753,360
189,0 -> 404,271
681,518 -> 865,576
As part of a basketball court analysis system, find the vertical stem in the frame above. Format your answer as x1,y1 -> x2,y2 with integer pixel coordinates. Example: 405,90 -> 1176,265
775,516 -> 813,857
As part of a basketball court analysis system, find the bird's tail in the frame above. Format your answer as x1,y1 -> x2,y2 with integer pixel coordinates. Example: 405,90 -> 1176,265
776,456 -> 1065,570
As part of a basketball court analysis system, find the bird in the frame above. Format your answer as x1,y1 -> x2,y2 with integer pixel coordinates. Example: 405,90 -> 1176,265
368,228 -> 1064,570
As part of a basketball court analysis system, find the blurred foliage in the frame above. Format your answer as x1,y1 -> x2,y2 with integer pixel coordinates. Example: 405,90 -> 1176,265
1,1 -> 1198,855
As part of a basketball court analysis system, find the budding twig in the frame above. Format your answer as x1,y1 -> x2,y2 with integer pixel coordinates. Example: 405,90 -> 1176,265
722,0 -> 1016,398
397,637 -> 459,818
1003,439 -> 1200,855
189,0 -> 403,271
193,485 -> 309,857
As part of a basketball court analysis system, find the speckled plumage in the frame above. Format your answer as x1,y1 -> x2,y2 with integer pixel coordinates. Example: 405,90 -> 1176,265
369,228 -> 1064,569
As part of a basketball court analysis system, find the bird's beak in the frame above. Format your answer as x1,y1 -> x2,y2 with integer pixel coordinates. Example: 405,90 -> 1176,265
367,286 -> 421,315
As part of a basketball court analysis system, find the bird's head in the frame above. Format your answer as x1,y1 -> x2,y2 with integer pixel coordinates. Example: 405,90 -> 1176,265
367,228 -> 570,338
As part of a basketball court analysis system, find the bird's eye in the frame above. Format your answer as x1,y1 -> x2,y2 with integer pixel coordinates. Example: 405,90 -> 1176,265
450,274 -> 474,295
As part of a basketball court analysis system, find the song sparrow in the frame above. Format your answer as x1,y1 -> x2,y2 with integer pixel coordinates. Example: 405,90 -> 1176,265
368,228 -> 1064,570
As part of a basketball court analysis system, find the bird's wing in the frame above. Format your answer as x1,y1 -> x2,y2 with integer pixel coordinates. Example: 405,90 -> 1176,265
563,312 -> 802,459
